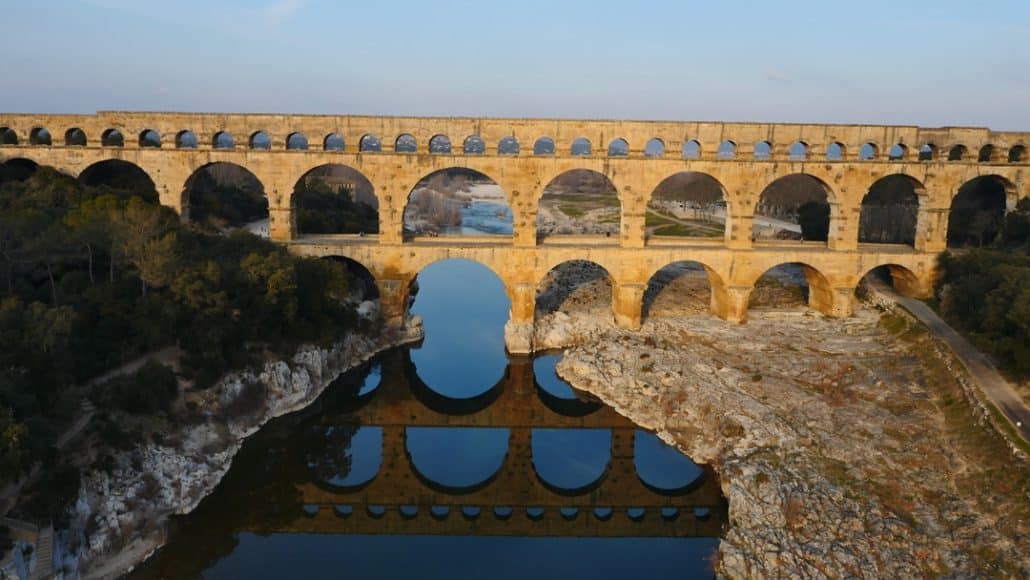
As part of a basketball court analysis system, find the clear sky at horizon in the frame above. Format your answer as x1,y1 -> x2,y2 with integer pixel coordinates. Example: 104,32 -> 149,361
2,0 -> 1028,129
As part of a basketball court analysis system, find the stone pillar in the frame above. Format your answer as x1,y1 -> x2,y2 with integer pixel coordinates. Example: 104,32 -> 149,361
807,285 -> 856,318
504,281 -> 537,354
512,202 -> 538,247
621,212 -> 646,248
613,283 -> 645,330
827,203 -> 859,251
710,282 -> 752,324
725,213 -> 753,249
377,277 -> 411,328
268,206 -> 293,241
377,188 -> 405,244
914,207 -> 949,253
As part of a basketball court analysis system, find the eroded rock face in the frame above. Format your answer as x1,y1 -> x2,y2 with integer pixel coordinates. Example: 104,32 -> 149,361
554,311 -> 1028,578
70,321 -> 423,576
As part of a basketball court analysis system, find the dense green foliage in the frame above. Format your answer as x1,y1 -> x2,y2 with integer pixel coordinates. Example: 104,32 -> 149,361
295,181 -> 379,234
186,166 -> 268,229
936,198 -> 1030,377
0,163 -> 362,482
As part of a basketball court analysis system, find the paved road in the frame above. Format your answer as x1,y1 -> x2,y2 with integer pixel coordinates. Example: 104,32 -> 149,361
883,286 -> 1030,443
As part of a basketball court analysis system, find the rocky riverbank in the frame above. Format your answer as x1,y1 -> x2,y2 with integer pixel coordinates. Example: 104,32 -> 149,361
60,318 -> 423,579
551,307 -> 1027,577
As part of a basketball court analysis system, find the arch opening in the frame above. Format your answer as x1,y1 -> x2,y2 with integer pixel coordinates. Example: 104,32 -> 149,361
859,142 -> 878,161
395,134 -> 417,153
643,260 -> 718,321
359,134 -> 382,153
978,144 -> 995,163
789,141 -> 808,161
213,131 -> 235,150
78,160 -> 158,203
531,428 -> 611,495
175,130 -> 197,149
749,262 -> 830,312
859,175 -> 921,246
682,139 -> 701,159
305,425 -> 382,491
644,138 -> 665,157
101,129 -> 124,147
323,133 -> 345,151
752,174 -> 831,243
607,138 -> 629,157
753,141 -> 772,161
65,128 -> 87,147
858,264 -> 923,299
918,143 -> 937,161
0,158 -> 39,183
1009,145 -> 1027,163
248,131 -> 271,150
570,137 -> 591,156
716,140 -> 736,160
183,162 -> 268,234
403,168 -> 511,236
536,260 -> 612,320
0,127 -> 17,145
888,143 -> 907,161
947,175 -> 1011,248
533,136 -> 555,156
138,129 -> 160,148
948,144 -> 967,161
463,135 -> 485,155
293,164 -> 378,235
538,170 -> 619,237
634,430 -> 703,494
429,134 -> 452,154
826,142 -> 845,161
286,132 -> 309,150
533,354 -> 602,416
646,172 -> 726,239
498,136 -> 519,156
406,427 -> 510,494
29,127 -> 52,146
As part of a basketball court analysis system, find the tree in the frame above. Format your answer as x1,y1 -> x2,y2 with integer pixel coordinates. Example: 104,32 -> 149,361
64,194 -> 121,285
0,407 -> 27,482
116,198 -> 176,296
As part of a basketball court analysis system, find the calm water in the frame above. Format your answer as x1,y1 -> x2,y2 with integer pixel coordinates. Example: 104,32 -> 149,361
131,260 -> 725,579
440,200 -> 514,235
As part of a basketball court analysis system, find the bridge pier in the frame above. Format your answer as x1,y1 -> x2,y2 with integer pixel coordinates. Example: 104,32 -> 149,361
504,282 -> 537,354
710,282 -> 752,324
377,277 -> 412,328
613,284 -> 645,331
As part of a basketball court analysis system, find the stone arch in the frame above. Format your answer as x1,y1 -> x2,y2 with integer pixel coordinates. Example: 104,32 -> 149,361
644,138 -> 665,157
977,144 -> 995,163
359,133 -> 382,152
948,144 -> 967,161
1009,144 -> 1027,163
748,261 -> 834,314
0,127 -> 17,145
322,255 -> 380,303
642,259 -> 726,321
533,136 -> 555,155
531,428 -> 611,496
101,128 -> 124,147
753,173 -> 834,243
570,137 -> 592,156
536,259 -> 614,318
918,143 -> 937,161
858,263 -> 926,299
888,143 -> 908,161
212,130 -> 235,149
753,140 -> 772,160
428,134 -> 452,154
78,159 -> 158,203
306,425 -> 382,493
0,158 -> 39,182
403,168 -> 512,237
323,132 -> 345,151
646,171 -> 728,239
182,162 -> 267,231
538,169 -> 620,237
682,139 -> 701,159
634,430 -> 703,495
406,427 -> 509,494
175,130 -> 197,149
64,127 -> 87,147
138,129 -> 160,148
395,133 -> 417,153
826,142 -> 845,161
248,131 -> 271,150
292,164 -> 379,236
29,127 -> 52,146
859,174 -> 923,246
498,136 -> 519,155
463,135 -> 485,155
789,140 -> 809,161
607,138 -> 629,157
717,139 -> 736,159
286,132 -> 309,150
947,175 -> 1015,247
859,142 -> 879,160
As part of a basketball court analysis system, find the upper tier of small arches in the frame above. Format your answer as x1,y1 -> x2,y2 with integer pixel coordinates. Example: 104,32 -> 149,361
1,114 -> 1027,164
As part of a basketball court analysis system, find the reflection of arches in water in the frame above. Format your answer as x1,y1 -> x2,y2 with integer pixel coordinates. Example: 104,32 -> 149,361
633,430 -> 703,495
531,428 -> 611,496
314,359 -> 384,415
306,425 -> 382,493
405,349 -> 507,415
405,427 -> 510,494
532,354 -> 601,417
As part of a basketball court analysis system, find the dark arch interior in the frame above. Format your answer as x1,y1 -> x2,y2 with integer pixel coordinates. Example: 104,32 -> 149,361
403,168 -> 511,236
287,133 -> 309,150
79,160 -> 158,203
0,127 -> 17,145
947,176 -> 1009,247
101,129 -> 124,147
429,135 -> 451,154
322,256 -> 380,304
184,162 -> 268,232
0,158 -> 40,184
1010,145 -> 1027,163
324,133 -> 345,151
250,131 -> 271,150
859,175 -> 920,245
643,261 -> 714,320
359,134 -> 381,152
948,145 -> 967,161
463,135 -> 485,155
65,128 -> 87,146
30,127 -> 52,146
536,260 -> 611,317
395,134 -> 416,153
213,131 -> 235,149
498,136 -> 519,155
538,170 -> 619,237
647,172 -> 726,238
176,130 -> 197,149
294,165 -> 378,235
139,129 -> 160,148
533,137 -> 555,155
978,144 -> 994,162
859,264 -> 921,298
753,174 -> 830,243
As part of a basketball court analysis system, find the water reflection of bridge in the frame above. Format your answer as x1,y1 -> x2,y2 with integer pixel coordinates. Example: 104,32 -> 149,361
261,351 -> 727,538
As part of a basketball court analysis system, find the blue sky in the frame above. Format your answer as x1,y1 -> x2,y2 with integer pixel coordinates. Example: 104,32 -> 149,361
2,0 -> 1028,128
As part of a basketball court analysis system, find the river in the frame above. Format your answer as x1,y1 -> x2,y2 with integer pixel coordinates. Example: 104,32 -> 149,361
129,259 -> 725,579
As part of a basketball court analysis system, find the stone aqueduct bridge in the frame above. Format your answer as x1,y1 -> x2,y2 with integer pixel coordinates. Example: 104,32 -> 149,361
1,112 -> 1027,352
